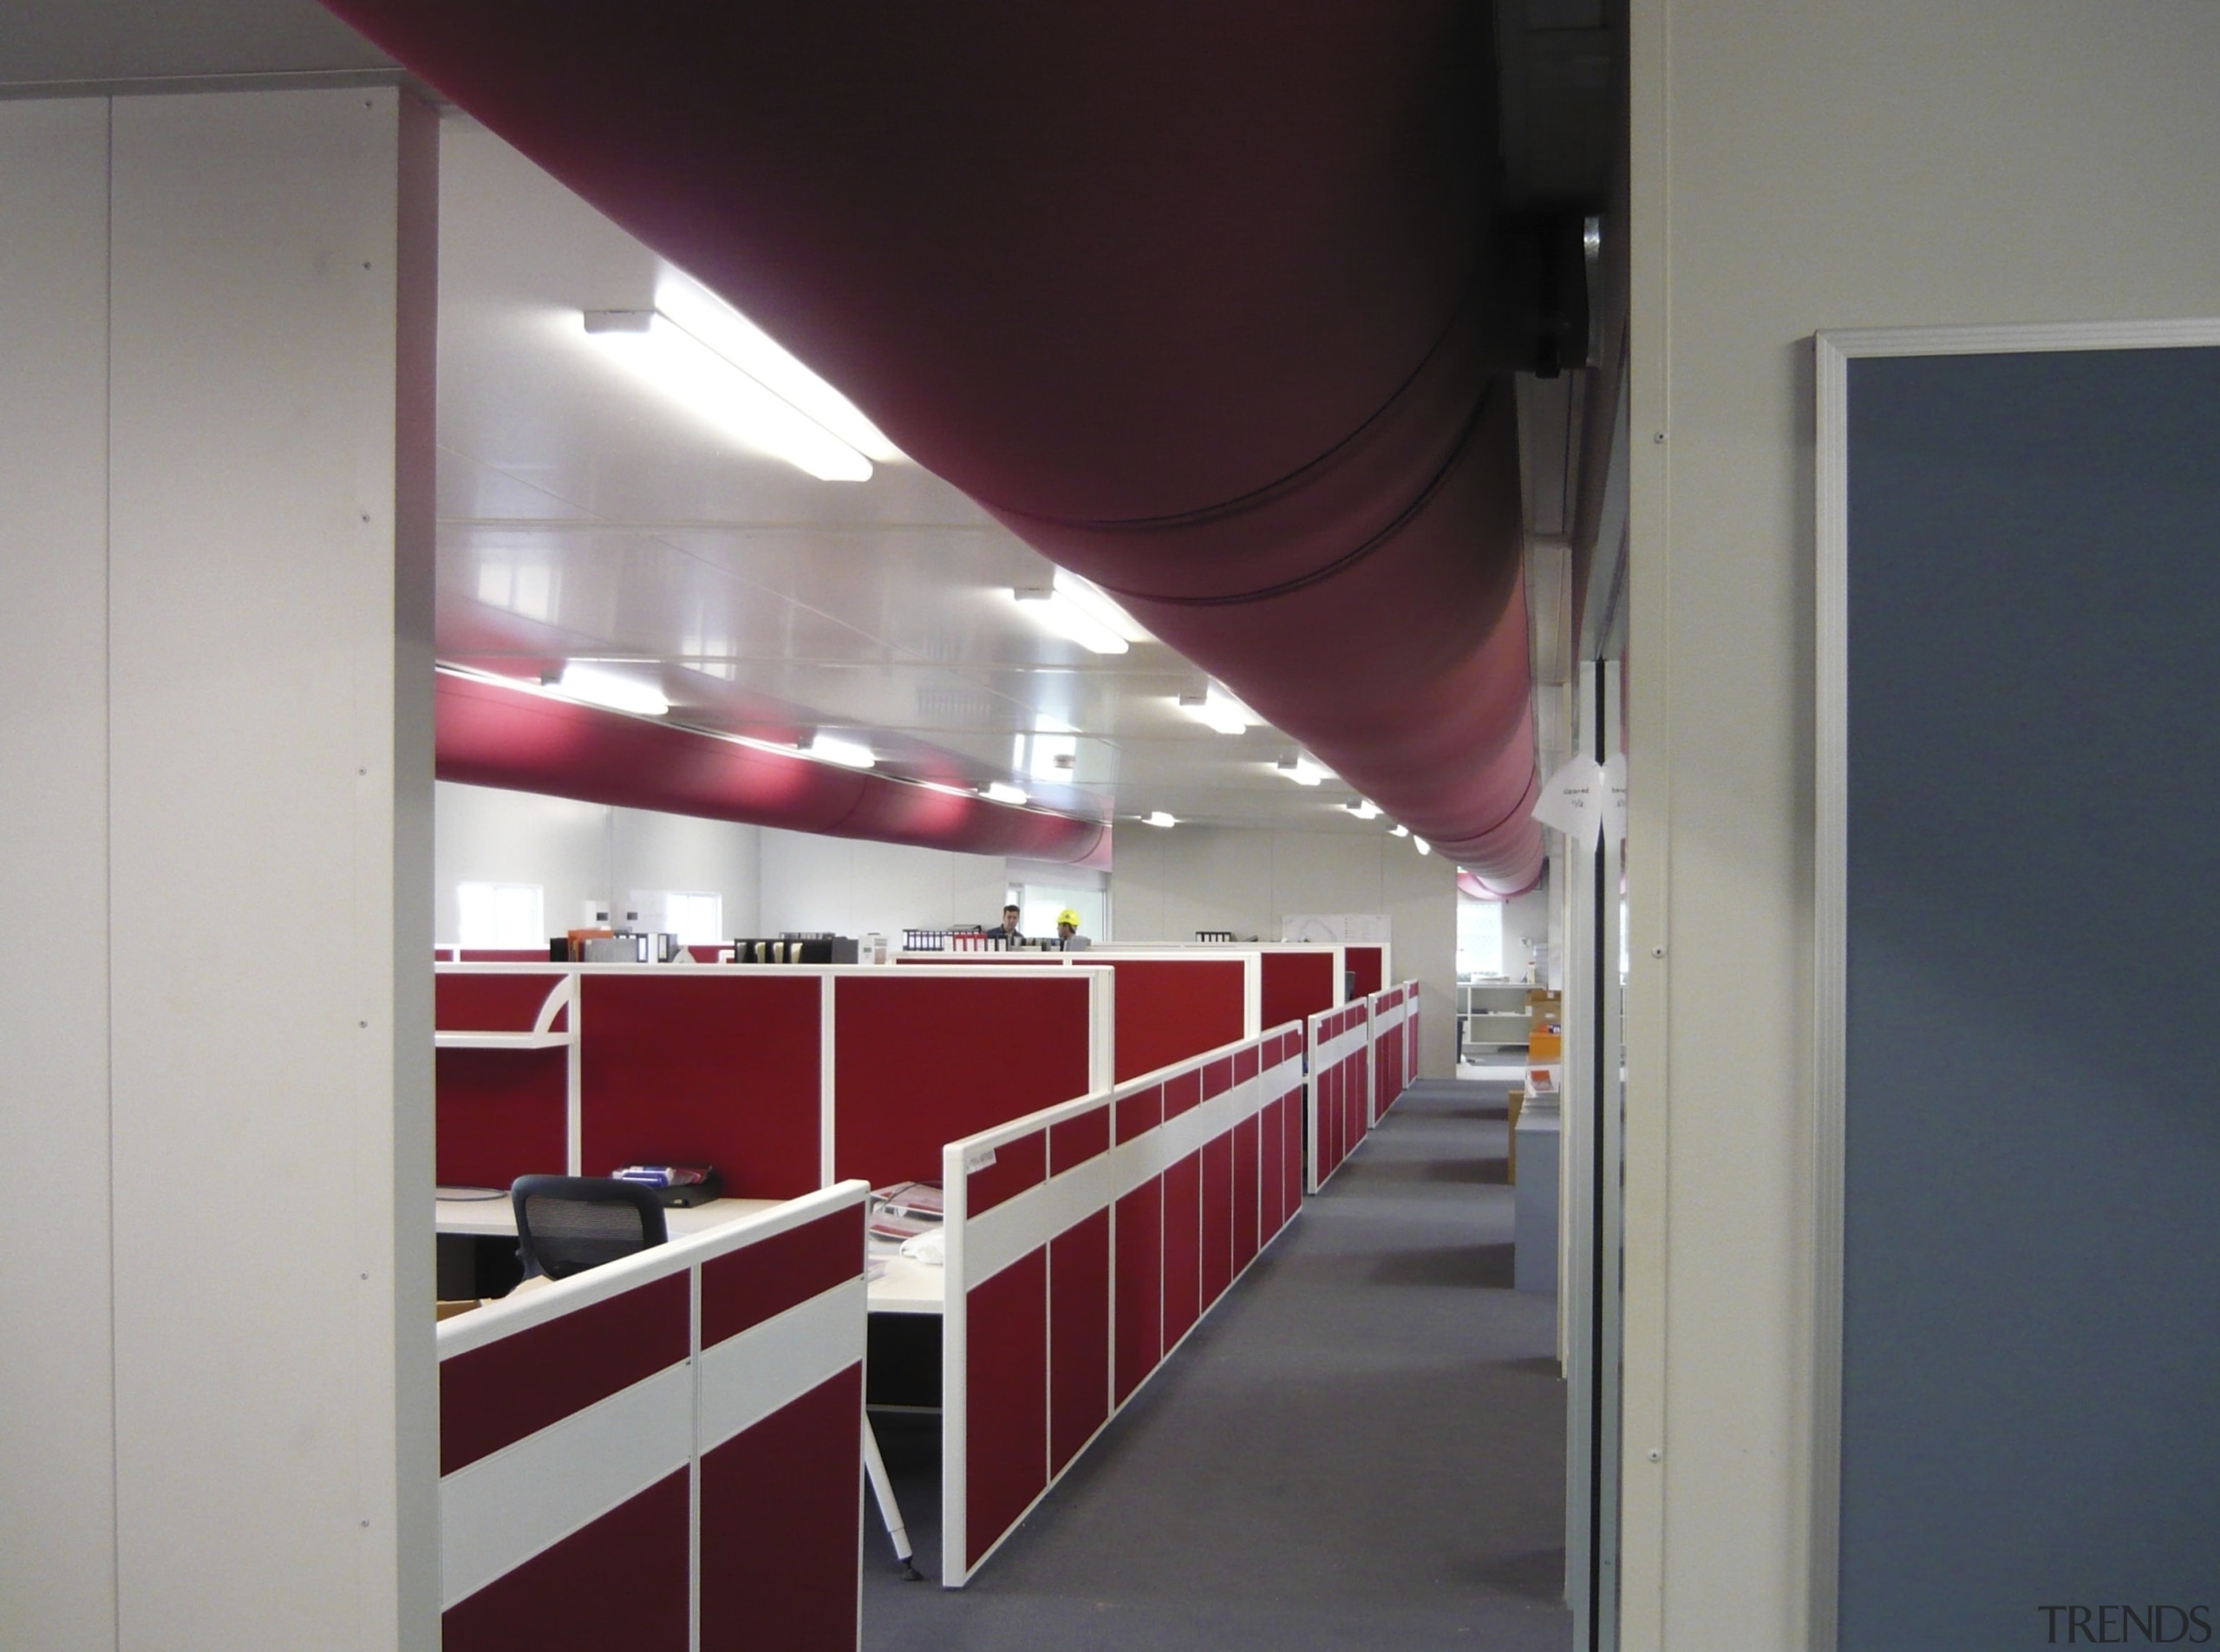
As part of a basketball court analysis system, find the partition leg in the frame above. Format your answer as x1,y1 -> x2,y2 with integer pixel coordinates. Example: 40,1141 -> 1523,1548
863,1418 -> 923,1580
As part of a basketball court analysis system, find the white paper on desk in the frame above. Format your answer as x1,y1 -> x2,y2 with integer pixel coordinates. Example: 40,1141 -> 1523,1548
898,1229 -> 945,1267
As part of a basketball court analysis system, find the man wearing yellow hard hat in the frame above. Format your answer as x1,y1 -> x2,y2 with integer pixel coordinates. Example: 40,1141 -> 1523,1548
1054,907 -> 1091,951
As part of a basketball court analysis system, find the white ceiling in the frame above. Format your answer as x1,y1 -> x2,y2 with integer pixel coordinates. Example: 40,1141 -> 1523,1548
435,118 -> 1401,837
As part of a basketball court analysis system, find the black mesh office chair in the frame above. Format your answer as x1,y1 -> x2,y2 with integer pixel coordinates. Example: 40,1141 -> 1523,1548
512,1175 -> 669,1281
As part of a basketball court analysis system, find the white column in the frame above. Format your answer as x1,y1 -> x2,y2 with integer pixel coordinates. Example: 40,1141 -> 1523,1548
0,95 -> 120,1650
0,86 -> 437,1649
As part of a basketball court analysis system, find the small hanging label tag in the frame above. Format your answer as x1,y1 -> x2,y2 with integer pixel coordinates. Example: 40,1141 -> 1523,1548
1532,755 -> 1607,846
963,1144 -> 998,1174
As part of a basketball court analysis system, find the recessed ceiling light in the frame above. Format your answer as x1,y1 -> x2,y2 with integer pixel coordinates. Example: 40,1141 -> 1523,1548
1344,798 -> 1381,819
1413,836 -> 1432,856
583,304 -> 874,482
1176,684 -> 1254,735
983,782 -> 1028,806
806,732 -> 876,769
552,662 -> 670,717
1276,754 -> 1329,786
1142,811 -> 1176,828
1390,824 -> 1410,839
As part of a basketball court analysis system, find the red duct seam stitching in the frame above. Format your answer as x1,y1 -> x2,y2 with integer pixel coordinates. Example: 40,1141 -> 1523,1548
1078,379 -> 1498,611
993,271 -> 1487,544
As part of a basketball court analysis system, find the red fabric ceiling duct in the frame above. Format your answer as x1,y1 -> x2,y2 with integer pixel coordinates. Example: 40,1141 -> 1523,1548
333,2 -> 1547,892
438,673 -> 1107,862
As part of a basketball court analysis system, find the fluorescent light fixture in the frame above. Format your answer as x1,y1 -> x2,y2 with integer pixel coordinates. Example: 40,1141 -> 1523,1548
552,662 -> 669,717
654,272 -> 903,462
1413,836 -> 1432,856
1344,799 -> 1381,820
1142,811 -> 1176,828
1276,754 -> 1329,786
983,782 -> 1029,806
1178,684 -> 1254,735
806,733 -> 876,769
1390,824 -> 1410,839
1011,574 -> 1131,655
583,304 -> 875,482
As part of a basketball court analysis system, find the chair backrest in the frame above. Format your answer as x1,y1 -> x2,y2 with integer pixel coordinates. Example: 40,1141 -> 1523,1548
512,1174 -> 669,1281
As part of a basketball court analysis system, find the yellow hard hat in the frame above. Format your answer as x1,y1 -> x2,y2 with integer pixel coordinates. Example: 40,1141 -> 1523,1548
1057,908 -> 1081,927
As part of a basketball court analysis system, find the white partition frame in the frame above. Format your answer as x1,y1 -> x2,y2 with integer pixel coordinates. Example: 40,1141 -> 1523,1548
938,1026 -> 1307,1585
435,1182 -> 870,1643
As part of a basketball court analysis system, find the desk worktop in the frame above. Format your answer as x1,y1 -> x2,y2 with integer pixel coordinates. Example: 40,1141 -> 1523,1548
436,1193 -> 944,1315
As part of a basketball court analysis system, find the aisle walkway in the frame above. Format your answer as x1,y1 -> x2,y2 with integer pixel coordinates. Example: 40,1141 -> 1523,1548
862,1074 -> 1572,1651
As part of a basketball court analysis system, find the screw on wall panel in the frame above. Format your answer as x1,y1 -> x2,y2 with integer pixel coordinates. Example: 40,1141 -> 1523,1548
1648,1448 -> 1662,1462
1650,946 -> 1664,958
359,1020 -> 369,1028
358,767 -> 367,776
360,1273 -> 369,1281
1653,431 -> 1666,443
361,512 -> 370,522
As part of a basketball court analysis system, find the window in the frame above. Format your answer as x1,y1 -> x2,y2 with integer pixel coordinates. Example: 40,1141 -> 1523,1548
1455,896 -> 1504,978
664,891 -> 724,946
1015,886 -> 1108,943
1015,729 -> 1078,782
629,890 -> 725,945
457,882 -> 545,950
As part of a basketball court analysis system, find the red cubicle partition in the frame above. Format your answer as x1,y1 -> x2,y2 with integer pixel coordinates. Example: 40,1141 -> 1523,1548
435,969 -> 574,1190
437,1184 -> 869,1652
1369,984 -> 1408,1125
1306,1001 -> 1374,1192
437,962 -> 1109,1201
1406,980 -> 1421,1087
579,972 -> 826,1197
831,967 -> 1102,1190
1344,944 -> 1386,998
1094,956 -> 1245,1081
897,948 -> 1251,1081
1257,946 -> 1340,1052
937,1025 -> 1307,1585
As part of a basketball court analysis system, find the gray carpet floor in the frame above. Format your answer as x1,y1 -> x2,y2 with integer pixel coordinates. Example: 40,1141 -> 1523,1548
861,1074 -> 1572,1651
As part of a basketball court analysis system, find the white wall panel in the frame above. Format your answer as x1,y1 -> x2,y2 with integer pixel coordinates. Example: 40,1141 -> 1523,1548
0,95 -> 118,1652
610,799 -> 761,937
1116,826 -> 1459,1074
759,826 -> 1007,938
103,87 -> 434,1649
1623,5 -> 2220,1646
1113,825 -> 1275,944
434,781 -> 611,937
434,782 -> 766,942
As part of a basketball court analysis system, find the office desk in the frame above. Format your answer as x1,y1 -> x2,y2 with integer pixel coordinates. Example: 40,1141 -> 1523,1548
436,1191 -> 781,1239
435,1192 -> 945,1315
865,1240 -> 945,1316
